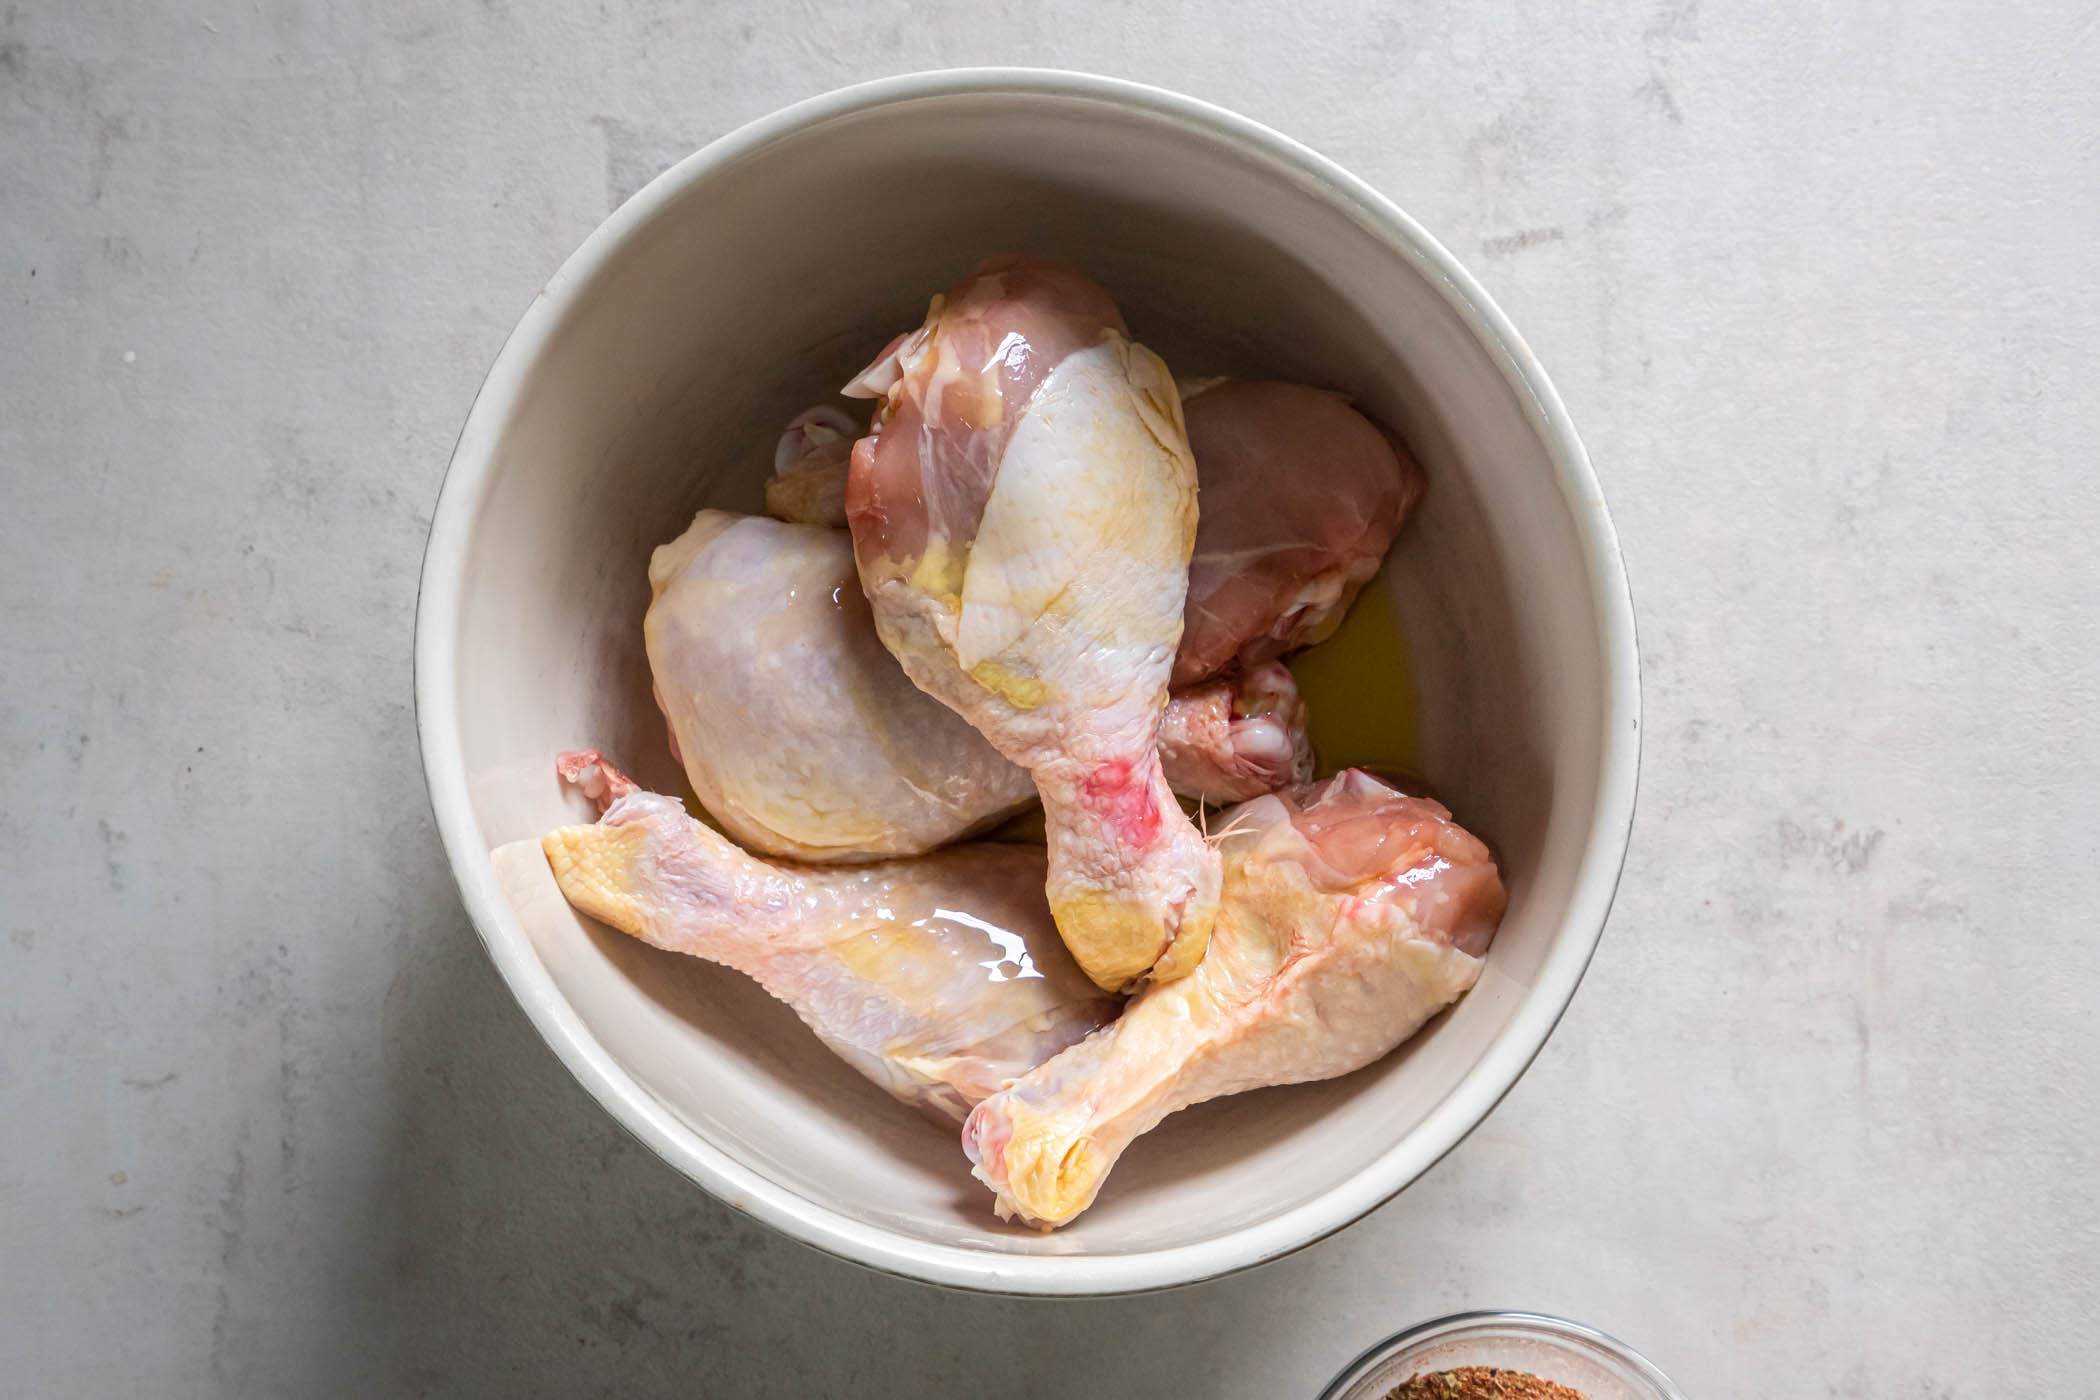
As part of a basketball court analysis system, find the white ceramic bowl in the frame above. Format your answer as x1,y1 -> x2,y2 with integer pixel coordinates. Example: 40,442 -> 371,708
415,69 -> 1638,1294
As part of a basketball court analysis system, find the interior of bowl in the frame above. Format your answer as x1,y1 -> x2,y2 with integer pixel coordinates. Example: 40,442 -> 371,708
427,80 -> 1618,1275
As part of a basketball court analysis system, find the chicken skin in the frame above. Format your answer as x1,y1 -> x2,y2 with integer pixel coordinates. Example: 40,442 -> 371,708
541,751 -> 1118,1124
1173,379 -> 1425,686
646,511 -> 1311,861
770,379 -> 1423,693
646,510 -> 1033,862
844,257 -> 1219,991
764,405 -> 857,528
1154,661 -> 1314,804
962,769 -> 1505,1226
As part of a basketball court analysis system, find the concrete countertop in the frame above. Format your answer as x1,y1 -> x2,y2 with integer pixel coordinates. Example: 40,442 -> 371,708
4,3 -> 2095,1395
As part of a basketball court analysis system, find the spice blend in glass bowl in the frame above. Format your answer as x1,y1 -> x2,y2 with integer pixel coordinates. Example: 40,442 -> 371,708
1321,1312 -> 1683,1400
1384,1366 -> 1589,1400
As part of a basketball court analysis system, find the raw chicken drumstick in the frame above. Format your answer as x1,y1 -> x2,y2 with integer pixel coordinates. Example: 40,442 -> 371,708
541,751 -> 1118,1124
1173,378 -> 1425,685
769,381 -> 1424,691
844,256 -> 1220,990
962,769 -> 1506,1227
647,510 -> 1032,862
647,510 -> 1312,863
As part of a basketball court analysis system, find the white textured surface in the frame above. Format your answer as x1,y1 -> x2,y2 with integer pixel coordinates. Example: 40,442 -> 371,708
3,4 -> 2095,1396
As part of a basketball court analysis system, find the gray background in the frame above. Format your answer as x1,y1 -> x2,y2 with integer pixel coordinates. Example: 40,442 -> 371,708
5,2 -> 2097,1396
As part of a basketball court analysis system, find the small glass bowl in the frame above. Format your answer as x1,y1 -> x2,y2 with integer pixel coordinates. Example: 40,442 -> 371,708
1319,1312 -> 1687,1400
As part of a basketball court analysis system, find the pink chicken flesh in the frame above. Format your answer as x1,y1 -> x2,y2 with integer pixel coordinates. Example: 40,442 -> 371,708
541,752 -> 1119,1124
844,256 -> 1220,992
1173,379 -> 1425,686
961,768 -> 1505,1227
1154,661 -> 1314,804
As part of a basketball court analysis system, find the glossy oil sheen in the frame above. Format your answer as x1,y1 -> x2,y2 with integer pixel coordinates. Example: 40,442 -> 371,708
1289,576 -> 1423,780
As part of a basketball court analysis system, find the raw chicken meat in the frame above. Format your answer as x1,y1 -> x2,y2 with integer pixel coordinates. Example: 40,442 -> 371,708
647,510 -> 1033,862
764,405 -> 858,528
541,751 -> 1119,1124
844,256 -> 1220,990
1173,379 -> 1425,686
769,379 -> 1424,689
961,769 -> 1505,1227
1155,661 -> 1314,804
647,510 -> 1313,860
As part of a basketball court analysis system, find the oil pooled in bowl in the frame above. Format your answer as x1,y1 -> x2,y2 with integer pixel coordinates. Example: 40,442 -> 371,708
1289,576 -> 1422,780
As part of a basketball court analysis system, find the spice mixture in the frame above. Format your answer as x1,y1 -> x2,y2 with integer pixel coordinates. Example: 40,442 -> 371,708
1382,1365 -> 1590,1400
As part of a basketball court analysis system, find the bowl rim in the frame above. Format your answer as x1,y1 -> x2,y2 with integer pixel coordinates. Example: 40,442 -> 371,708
413,66 -> 1642,1296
